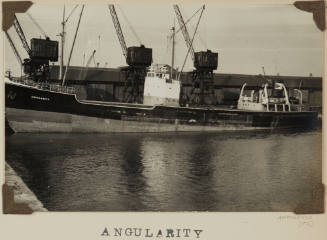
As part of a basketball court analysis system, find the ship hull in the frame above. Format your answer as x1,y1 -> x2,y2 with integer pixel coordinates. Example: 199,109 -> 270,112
5,81 -> 318,133
6,108 -> 276,133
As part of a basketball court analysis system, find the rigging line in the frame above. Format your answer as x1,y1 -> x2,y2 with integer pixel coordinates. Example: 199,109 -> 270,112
178,6 -> 207,49
62,5 -> 85,86
174,5 -> 195,60
117,5 -> 142,45
161,34 -> 170,64
166,35 -> 170,52
26,12 -> 48,38
5,31 -> 23,65
79,50 -> 96,80
78,52 -> 85,80
97,35 -> 102,63
188,21 -> 207,49
64,4 -> 79,23
166,30 -> 171,55
172,5 -> 204,38
178,6 -> 205,81
93,54 -> 97,67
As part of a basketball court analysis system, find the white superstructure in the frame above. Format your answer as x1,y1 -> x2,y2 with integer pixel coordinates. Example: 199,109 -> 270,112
143,64 -> 181,106
237,82 -> 296,112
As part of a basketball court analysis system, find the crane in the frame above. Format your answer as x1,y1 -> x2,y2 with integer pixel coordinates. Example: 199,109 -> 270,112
108,4 -> 152,103
172,6 -> 204,38
108,5 -> 128,58
13,14 -> 31,56
5,31 -> 23,65
169,6 -> 205,77
11,14 -> 59,82
173,5 -> 198,61
173,5 -> 218,106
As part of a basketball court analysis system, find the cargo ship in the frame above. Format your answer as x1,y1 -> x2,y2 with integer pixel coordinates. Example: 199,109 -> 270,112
5,68 -> 318,133
4,5 -> 319,133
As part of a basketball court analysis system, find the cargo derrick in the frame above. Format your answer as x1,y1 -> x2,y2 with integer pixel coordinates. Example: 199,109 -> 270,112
12,14 -> 58,82
108,5 -> 152,103
173,5 -> 218,106
79,50 -> 96,80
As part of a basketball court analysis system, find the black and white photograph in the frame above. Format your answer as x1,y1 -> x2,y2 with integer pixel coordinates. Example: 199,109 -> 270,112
2,0 -> 324,213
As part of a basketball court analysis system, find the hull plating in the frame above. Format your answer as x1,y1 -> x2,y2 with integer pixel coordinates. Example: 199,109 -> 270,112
6,108 -> 274,133
5,81 -> 318,133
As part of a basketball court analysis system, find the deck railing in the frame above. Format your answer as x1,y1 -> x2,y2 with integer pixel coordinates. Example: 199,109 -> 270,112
266,103 -> 291,112
9,76 -> 75,94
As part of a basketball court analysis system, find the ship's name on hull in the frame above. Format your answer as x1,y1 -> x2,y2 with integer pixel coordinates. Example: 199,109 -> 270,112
31,96 -> 50,101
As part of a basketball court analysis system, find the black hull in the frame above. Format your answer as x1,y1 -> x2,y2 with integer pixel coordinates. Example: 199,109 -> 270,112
5,81 -> 318,133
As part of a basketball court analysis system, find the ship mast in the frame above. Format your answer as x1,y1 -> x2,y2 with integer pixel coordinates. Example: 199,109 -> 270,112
59,5 -> 79,81
62,5 -> 85,86
171,25 -> 175,79
59,6 -> 65,81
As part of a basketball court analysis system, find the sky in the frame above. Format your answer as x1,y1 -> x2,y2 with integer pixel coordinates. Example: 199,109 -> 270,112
4,2 -> 323,77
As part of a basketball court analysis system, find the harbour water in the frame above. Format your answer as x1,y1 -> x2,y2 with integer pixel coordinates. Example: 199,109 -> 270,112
5,129 -> 321,211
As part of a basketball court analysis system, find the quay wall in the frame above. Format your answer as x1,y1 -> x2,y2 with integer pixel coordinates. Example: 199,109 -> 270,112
50,66 -> 322,107
5,163 -> 47,212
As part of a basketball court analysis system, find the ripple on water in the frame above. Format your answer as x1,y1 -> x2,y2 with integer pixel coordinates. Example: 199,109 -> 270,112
5,130 -> 322,211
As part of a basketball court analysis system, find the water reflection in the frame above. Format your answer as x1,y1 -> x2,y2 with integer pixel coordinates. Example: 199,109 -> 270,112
182,135 -> 217,210
5,130 -> 321,211
118,137 -> 148,210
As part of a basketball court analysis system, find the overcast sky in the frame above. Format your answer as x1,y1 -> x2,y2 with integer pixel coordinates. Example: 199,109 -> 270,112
4,2 -> 323,77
